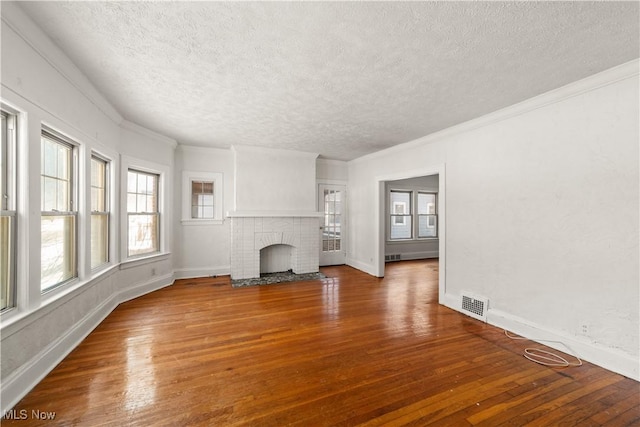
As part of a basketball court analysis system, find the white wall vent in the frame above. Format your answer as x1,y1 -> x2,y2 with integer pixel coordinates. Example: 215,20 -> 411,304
385,254 -> 401,262
461,293 -> 489,322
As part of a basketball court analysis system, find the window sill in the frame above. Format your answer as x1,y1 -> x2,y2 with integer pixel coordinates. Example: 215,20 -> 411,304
120,252 -> 171,270
181,219 -> 224,226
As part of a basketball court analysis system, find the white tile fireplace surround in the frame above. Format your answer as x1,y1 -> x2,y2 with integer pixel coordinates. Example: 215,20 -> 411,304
229,213 -> 321,280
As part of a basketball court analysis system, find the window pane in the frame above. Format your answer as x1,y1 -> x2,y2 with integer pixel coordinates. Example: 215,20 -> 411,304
418,193 -> 436,215
91,213 -> 109,269
0,215 -> 14,310
127,171 -> 137,193
390,216 -> 412,239
190,180 -> 214,219
91,157 -> 107,212
42,138 -> 57,176
128,213 -> 159,256
418,215 -> 438,238
41,215 -> 76,290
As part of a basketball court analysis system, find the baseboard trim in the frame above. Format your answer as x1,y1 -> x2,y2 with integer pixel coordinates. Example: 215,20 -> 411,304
346,257 -> 379,277
397,251 -> 439,261
0,273 -> 174,414
441,292 -> 639,381
173,266 -> 230,280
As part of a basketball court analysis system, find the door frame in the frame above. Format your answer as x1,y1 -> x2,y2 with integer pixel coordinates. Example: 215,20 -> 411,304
317,180 -> 347,266
375,164 -> 446,302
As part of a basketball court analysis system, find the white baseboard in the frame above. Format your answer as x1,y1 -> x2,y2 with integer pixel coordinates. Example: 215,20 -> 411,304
173,266 -> 230,280
0,273 -> 174,414
488,308 -> 639,381
441,291 -> 639,381
346,257 -> 379,277
398,251 -> 439,260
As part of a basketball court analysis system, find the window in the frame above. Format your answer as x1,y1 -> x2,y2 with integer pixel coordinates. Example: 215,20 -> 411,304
389,190 -> 438,241
127,169 -> 159,257
390,190 -> 412,239
1,109 -> 16,310
41,129 -> 77,291
191,180 -> 214,219
418,192 -> 438,238
181,171 -> 223,224
91,155 -> 109,269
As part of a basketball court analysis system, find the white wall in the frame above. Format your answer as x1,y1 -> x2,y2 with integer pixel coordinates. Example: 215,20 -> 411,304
233,145 -> 318,212
385,175 -> 439,259
173,145 -> 234,279
317,158 -> 348,182
348,62 -> 639,380
0,3 -> 176,412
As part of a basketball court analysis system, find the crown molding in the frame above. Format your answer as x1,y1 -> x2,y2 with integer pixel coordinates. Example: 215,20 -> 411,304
121,120 -> 177,149
351,59 -> 640,164
177,144 -> 231,155
231,144 -> 319,159
1,2 -> 124,126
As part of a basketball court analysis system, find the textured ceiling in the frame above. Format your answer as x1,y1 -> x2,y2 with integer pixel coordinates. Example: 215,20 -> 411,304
17,1 -> 640,160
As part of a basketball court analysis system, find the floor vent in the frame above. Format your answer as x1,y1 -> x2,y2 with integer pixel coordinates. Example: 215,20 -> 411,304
461,293 -> 489,322
385,254 -> 401,262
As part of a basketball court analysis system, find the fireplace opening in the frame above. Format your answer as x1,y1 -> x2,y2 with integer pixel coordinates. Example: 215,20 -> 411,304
260,244 -> 294,274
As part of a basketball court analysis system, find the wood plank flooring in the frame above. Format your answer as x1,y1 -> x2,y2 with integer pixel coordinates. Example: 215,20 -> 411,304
4,260 -> 639,426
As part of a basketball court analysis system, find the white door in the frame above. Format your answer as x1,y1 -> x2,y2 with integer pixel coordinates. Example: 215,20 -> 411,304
318,184 -> 346,266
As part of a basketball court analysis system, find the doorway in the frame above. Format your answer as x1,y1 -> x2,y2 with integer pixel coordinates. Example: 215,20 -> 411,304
318,183 -> 346,266
375,165 -> 446,302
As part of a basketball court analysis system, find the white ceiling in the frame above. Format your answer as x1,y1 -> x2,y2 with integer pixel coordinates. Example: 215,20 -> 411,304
17,1 -> 640,161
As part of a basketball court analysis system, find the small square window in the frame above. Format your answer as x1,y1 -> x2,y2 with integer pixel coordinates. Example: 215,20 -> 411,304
182,172 -> 223,225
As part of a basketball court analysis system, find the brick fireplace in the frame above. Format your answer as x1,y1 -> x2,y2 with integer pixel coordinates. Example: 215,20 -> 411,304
229,213 -> 321,280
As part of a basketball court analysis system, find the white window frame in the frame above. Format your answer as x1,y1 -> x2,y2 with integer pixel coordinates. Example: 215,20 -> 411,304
40,127 -> 79,292
1,108 -> 17,311
121,155 -> 169,262
90,153 -> 110,269
181,171 -> 223,225
417,191 -> 438,239
388,189 -> 438,242
389,190 -> 413,240
126,168 -> 160,258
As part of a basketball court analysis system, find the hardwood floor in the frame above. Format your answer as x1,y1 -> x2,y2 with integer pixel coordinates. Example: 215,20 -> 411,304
4,260 -> 639,426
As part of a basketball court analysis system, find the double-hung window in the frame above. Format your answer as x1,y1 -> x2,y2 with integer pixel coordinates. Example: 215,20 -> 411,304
417,192 -> 438,238
127,169 -> 159,257
41,129 -> 77,291
390,190 -> 412,239
91,155 -> 109,269
1,109 -> 17,310
389,190 -> 438,240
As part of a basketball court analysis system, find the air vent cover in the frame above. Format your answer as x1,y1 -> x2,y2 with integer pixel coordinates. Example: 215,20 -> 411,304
461,293 -> 489,322
385,254 -> 401,262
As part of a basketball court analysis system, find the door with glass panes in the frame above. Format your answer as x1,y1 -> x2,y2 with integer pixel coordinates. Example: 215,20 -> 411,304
318,184 -> 346,266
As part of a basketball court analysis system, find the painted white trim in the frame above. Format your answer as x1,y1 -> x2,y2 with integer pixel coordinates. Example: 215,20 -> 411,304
226,211 -> 323,218
392,251 -> 439,260
351,59 -> 640,165
488,308 -> 639,382
345,257 -> 377,277
181,171 -> 224,223
173,267 -> 230,280
121,120 -> 177,149
441,291 -> 639,381
0,2 -> 123,125
374,165 -> 446,298
0,273 -> 174,414
231,144 -> 319,159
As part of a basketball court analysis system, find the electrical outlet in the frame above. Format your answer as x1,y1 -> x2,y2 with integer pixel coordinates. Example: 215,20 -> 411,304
581,324 -> 588,335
